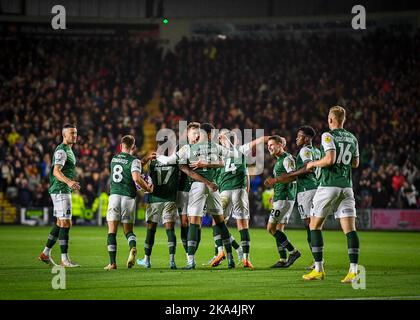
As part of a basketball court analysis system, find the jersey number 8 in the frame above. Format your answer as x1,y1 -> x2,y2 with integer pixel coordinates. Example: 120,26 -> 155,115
112,165 -> 123,183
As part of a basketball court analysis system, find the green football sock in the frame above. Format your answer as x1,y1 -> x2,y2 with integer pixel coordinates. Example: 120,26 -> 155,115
230,234 -> 240,250
125,231 -> 137,249
213,224 -> 223,252
107,233 -> 117,264
144,228 -> 156,256
58,227 -> 70,254
346,231 -> 360,264
274,230 -> 295,252
196,227 -> 202,251
46,224 -> 60,249
217,222 -> 232,254
180,225 -> 189,253
166,228 -> 177,255
239,229 -> 250,254
310,230 -> 324,262
187,223 -> 199,255
273,232 -> 287,259
305,225 -> 312,251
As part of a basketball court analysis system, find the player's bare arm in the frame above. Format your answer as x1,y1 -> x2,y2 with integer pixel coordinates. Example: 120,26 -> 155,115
132,171 -> 153,193
179,164 -> 218,192
53,164 -> 80,190
189,159 -> 225,170
141,151 -> 157,166
352,156 -> 360,168
276,165 -> 315,184
306,149 -> 336,170
247,135 -> 271,151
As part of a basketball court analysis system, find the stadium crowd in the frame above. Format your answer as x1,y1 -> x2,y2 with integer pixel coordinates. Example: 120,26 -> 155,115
0,36 -> 161,210
1,26 -> 419,221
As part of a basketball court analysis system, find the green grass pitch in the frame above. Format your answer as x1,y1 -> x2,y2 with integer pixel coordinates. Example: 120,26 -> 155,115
0,225 -> 420,300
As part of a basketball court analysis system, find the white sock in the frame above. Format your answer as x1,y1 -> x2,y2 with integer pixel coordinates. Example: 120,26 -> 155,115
145,255 -> 150,263
61,253 -> 69,262
279,258 -> 287,263
169,254 -> 175,263
315,261 -> 324,272
188,255 -> 195,264
217,246 -> 224,253
243,253 -> 249,260
350,263 -> 358,273
290,249 -> 297,255
43,247 -> 51,256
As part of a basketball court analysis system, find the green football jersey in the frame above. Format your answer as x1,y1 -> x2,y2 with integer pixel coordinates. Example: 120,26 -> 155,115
319,128 -> 359,188
217,152 -> 247,192
148,160 -> 179,203
186,141 -> 227,182
273,152 -> 297,201
296,145 -> 320,193
178,170 -> 192,192
177,144 -> 192,192
110,152 -> 142,198
49,143 -> 76,194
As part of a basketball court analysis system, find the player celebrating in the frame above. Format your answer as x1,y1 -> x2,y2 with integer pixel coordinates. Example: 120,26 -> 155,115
303,106 -> 360,283
137,153 -> 179,269
104,135 -> 153,270
177,122 -> 201,255
157,123 -> 237,269
275,126 -> 321,269
264,136 -> 301,268
208,129 -> 270,269
38,124 -> 81,267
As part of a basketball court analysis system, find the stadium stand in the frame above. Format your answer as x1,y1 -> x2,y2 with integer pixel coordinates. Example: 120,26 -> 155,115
0,26 -> 419,224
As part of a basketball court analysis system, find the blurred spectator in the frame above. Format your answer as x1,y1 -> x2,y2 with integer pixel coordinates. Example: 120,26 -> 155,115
371,181 -> 388,209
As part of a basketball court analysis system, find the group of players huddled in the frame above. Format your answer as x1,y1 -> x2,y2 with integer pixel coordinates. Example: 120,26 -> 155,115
38,105 -> 360,283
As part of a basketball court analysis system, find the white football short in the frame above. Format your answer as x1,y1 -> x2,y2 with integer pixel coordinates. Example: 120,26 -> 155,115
176,191 -> 189,216
146,201 -> 177,224
268,200 -> 295,225
220,188 -> 250,221
106,194 -> 136,224
297,189 -> 317,220
51,193 -> 72,220
187,182 -> 223,217
310,187 -> 356,219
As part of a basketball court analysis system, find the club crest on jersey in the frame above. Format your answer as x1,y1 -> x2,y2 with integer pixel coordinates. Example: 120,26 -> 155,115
324,135 -> 332,144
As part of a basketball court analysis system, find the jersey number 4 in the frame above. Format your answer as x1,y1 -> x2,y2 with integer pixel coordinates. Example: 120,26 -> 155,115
225,158 -> 237,174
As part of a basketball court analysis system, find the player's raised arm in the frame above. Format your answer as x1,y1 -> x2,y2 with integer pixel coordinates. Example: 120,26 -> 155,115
131,159 -> 153,193
179,164 -> 218,192
141,151 -> 157,166
156,144 -> 190,165
52,151 -> 80,190
306,133 -> 336,170
238,135 -> 271,156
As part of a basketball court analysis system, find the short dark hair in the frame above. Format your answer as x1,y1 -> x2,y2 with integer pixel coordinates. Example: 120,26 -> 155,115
297,125 -> 316,139
187,122 -> 200,131
63,124 -> 76,129
121,135 -> 135,149
268,135 -> 286,146
201,123 -> 215,135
